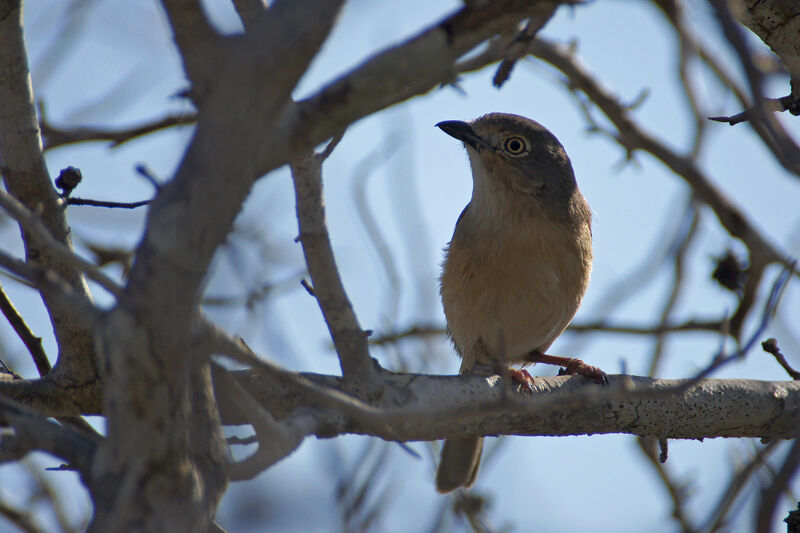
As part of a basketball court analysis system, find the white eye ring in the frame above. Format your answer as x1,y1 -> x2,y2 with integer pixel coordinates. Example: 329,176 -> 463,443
504,136 -> 526,155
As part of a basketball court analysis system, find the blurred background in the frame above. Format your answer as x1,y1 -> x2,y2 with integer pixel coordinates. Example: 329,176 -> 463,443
2,0 -> 800,531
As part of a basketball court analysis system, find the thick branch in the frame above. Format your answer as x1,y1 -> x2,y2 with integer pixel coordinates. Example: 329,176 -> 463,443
223,369 -> 800,443
284,1 -> 562,171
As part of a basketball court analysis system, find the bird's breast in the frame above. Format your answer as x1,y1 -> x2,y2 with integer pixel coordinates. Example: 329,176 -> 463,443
440,214 -> 591,369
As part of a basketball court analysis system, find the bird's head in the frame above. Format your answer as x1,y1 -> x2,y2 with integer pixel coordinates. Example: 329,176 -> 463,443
437,113 -> 581,222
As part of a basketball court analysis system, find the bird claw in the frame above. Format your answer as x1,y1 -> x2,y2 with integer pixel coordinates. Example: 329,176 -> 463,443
557,358 -> 608,385
495,366 -> 536,394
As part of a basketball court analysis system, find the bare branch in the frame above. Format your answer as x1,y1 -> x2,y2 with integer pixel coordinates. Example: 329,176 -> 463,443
289,1 -> 562,169
755,439 -> 800,533
0,396 -> 99,476
291,136 -> 379,383
762,338 -> 800,380
703,440 -> 780,533
0,191 -> 123,298
708,94 -> 800,125
224,362 -> 800,443
0,282 -> 51,376
638,436 -> 697,533
366,318 -> 730,347
212,362 -> 316,480
66,197 -> 150,209
528,37 -> 792,336
41,110 -> 196,151
709,0 -> 800,176
0,0 -> 96,373
232,0 -> 267,31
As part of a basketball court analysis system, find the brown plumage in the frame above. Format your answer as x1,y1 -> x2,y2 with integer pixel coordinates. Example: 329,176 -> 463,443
435,113 -> 602,494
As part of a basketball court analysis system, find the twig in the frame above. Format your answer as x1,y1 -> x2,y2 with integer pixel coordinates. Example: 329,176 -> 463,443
0,395 -> 99,476
762,338 -> 800,380
367,318 -> 729,347
492,18 -> 538,88
709,0 -> 800,176
41,111 -> 197,151
0,249 -> 99,332
638,436 -> 697,533
648,199 -> 700,377
689,262 -> 794,382
528,37 -> 791,337
756,440 -> 800,533
0,282 -> 51,376
135,164 -> 163,191
66,197 -> 151,209
703,440 -> 780,533
299,278 -> 316,297
0,498 -> 43,533
211,362 -> 316,480
709,94 -> 800,126
0,191 -> 123,298
351,133 -> 403,326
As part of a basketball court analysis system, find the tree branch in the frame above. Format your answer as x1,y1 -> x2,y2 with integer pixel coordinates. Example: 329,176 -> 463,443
291,136 -> 379,384
223,366 -> 800,443
0,0 -> 96,378
0,282 -> 51,376
0,191 -> 123,298
41,111 -> 196,151
528,37 -> 792,336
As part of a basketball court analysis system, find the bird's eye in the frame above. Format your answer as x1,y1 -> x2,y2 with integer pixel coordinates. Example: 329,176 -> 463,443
504,137 -> 526,155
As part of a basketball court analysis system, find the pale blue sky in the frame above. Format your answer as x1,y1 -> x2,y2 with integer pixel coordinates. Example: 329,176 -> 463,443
3,1 -> 800,531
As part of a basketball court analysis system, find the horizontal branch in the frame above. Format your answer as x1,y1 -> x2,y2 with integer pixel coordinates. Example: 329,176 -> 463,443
41,112 -> 196,151
223,368 -> 800,443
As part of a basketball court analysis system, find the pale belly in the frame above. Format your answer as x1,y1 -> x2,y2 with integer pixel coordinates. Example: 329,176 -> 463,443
440,220 -> 591,369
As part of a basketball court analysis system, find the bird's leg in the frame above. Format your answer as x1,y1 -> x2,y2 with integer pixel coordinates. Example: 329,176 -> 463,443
493,365 -> 535,394
526,350 -> 607,384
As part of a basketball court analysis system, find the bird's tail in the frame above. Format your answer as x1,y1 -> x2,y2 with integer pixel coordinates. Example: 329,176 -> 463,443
435,436 -> 483,493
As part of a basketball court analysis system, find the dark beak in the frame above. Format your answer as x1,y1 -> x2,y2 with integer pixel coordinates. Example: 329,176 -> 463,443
436,120 -> 484,151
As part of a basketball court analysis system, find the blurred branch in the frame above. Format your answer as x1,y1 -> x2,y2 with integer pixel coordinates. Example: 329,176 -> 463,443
232,0 -> 267,31
0,191 -> 123,298
0,282 -> 51,377
648,199 -> 700,377
351,133 -> 403,327
66,197 -> 150,209
703,440 -> 780,533
367,318 -> 732,347
0,498 -> 43,533
709,0 -> 800,176
211,362 -> 316,481
0,396 -> 99,477
762,338 -> 800,380
40,109 -> 196,151
708,94 -> 800,126
639,436 -> 698,533
290,0 -> 563,173
528,36 -> 792,337
756,439 -> 800,533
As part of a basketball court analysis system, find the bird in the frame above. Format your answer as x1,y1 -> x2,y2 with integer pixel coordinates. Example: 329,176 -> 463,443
435,113 -> 606,494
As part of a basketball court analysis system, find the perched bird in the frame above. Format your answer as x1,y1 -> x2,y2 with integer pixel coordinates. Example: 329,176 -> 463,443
435,113 -> 605,494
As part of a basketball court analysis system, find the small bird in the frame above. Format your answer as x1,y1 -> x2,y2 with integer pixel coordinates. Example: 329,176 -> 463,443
435,113 -> 605,494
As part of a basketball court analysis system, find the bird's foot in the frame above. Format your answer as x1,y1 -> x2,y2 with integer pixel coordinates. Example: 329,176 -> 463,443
494,365 -> 535,394
556,359 -> 608,385
527,350 -> 608,385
